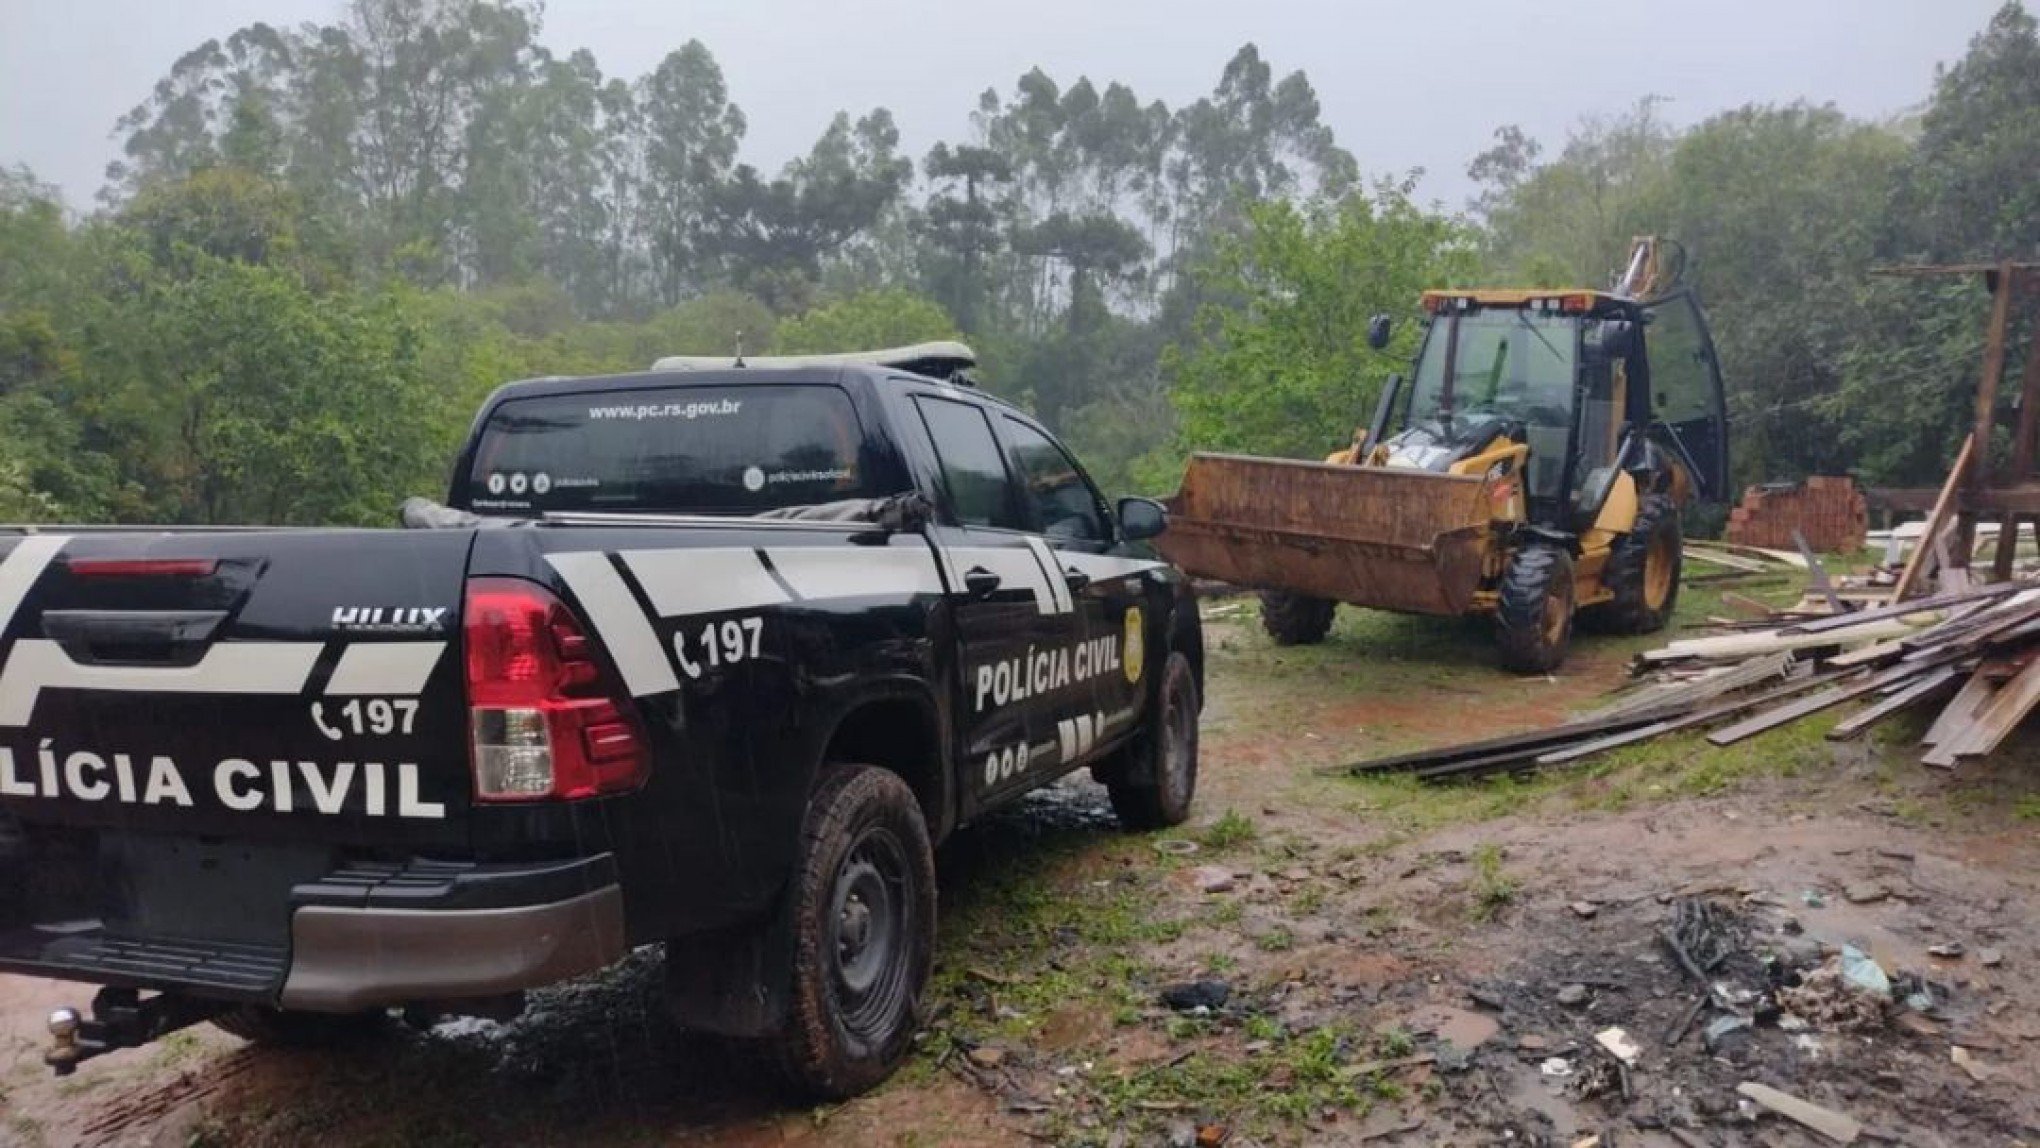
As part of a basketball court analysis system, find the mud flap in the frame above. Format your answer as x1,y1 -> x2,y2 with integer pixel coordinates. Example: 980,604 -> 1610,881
664,894 -> 797,1038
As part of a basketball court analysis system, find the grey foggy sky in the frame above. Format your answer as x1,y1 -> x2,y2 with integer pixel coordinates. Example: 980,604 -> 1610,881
0,0 -> 2013,212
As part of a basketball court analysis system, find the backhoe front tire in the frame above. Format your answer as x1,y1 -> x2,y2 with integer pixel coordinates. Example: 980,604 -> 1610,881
1496,544 -> 1576,674
1259,591 -> 1336,646
1593,493 -> 1682,635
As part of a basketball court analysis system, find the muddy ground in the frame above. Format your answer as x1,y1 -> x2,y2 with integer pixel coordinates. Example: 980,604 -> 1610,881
4,576 -> 2040,1147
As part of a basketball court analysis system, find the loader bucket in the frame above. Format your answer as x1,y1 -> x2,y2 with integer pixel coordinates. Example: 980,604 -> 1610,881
1157,452 -> 1497,617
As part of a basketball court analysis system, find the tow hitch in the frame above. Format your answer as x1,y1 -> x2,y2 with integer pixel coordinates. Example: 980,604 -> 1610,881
44,987 -> 221,1075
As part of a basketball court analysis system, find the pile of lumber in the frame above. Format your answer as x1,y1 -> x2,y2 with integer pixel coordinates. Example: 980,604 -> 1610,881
1347,580 -> 2040,783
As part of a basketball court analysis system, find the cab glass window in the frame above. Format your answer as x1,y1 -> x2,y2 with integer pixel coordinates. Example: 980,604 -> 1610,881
1002,417 -> 1108,542
914,397 -> 1022,529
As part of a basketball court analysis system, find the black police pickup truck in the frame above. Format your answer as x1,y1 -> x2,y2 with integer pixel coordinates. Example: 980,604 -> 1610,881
0,343 -> 1202,1098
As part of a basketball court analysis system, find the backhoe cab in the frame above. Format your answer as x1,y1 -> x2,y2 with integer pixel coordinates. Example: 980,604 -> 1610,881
1159,237 -> 1729,672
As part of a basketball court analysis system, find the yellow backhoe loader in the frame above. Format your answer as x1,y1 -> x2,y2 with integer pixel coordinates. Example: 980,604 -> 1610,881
1157,238 -> 1729,672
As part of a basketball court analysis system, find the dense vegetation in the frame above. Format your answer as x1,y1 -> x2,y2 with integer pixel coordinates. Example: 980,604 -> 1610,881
2,1 -> 2036,526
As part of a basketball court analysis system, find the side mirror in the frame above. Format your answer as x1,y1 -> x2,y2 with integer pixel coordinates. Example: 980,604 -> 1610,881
1594,319 -> 1637,359
1366,314 -> 1393,351
1117,496 -> 1167,542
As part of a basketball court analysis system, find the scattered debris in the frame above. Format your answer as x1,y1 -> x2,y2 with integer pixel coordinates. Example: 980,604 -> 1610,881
1569,900 -> 1599,919
1978,947 -> 2005,968
1593,1026 -> 1641,1066
1928,941 -> 1965,960
967,1045 -> 1008,1070
1159,980 -> 1230,1013
1737,1081 -> 1863,1144
1839,945 -> 1894,999
1950,1045 -> 1994,1084
1538,1056 -> 1574,1078
1189,865 -> 1235,893
1844,881 -> 1890,905
1152,838 -> 1201,857
1556,983 -> 1590,1008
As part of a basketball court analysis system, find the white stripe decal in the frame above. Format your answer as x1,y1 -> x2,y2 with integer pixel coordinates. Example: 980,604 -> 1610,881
1021,537 -> 1075,613
766,546 -> 943,600
622,548 -> 790,617
0,535 -> 68,636
546,552 -> 681,698
1061,553 -> 1167,582
0,640 -> 321,726
325,642 -> 446,696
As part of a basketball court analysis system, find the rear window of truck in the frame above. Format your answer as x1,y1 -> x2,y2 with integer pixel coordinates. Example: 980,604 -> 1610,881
466,384 -> 878,515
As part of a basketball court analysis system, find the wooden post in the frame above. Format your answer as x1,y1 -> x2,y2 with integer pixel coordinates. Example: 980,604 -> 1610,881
1991,267 -> 2040,580
1962,262 -> 2018,563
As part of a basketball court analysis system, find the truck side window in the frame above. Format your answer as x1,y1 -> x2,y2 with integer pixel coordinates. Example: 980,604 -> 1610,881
914,397 -> 1023,530
1002,417 -> 1108,543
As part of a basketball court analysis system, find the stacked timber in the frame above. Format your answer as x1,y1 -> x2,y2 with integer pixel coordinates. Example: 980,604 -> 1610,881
1347,581 -> 2040,782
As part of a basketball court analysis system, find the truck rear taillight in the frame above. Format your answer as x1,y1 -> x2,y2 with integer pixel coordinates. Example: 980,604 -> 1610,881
463,577 -> 650,802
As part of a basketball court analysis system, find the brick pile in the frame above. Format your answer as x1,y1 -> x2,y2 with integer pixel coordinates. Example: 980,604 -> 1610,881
1725,476 -> 1867,553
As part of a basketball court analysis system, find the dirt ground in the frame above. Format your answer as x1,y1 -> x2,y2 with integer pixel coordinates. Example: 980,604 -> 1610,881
5,578 -> 2040,1147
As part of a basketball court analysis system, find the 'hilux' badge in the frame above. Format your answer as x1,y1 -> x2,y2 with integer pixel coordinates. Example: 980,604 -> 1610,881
331,606 -> 447,634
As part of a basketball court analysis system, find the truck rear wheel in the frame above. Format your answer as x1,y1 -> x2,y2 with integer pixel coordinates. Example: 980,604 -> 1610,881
1106,651 -> 1201,830
1591,493 -> 1682,634
763,764 -> 935,1100
1495,544 -> 1576,674
1259,591 -> 1336,646
212,1006 -> 386,1047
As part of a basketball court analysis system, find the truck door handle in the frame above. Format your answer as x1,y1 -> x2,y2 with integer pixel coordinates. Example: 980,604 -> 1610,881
1063,567 -> 1091,592
963,567 -> 1002,597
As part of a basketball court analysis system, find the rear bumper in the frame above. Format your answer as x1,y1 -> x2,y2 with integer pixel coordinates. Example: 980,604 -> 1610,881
279,885 -> 627,1011
0,852 -> 630,1012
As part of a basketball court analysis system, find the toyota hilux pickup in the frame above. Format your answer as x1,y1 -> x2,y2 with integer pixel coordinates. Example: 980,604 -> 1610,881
0,343 -> 1202,1099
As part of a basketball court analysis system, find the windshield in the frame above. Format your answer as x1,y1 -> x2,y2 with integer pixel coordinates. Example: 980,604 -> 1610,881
465,384 -> 885,516
1406,309 -> 1578,500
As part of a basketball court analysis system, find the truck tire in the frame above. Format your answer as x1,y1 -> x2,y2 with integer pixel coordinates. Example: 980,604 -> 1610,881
212,1006 -> 386,1047
1591,493 -> 1682,635
1106,651 -> 1202,831
763,764 -> 936,1101
1259,591 -> 1336,646
1495,544 -> 1576,674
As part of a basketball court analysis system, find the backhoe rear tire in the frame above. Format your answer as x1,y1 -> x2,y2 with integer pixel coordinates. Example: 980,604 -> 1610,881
1259,591 -> 1336,646
1592,493 -> 1682,635
1495,544 -> 1576,674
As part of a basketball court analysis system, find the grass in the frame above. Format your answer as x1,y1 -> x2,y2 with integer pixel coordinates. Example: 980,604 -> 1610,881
1467,843 -> 1518,921
2017,795 -> 2040,821
1198,808 -> 1258,849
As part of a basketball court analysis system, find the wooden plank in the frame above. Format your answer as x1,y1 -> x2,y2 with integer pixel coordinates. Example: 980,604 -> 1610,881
1706,654 -> 1958,746
1340,712 -> 1664,776
1584,652 -> 1795,721
1643,616 -> 1926,664
1781,582 -> 2018,635
1892,433 -> 1975,602
1828,666 -> 1963,741
1994,302 -> 2040,579
1681,547 -> 1770,573
1970,262 -> 2018,495
1923,654 -> 2040,766
1538,668 -> 1850,767
1923,671 -> 1999,748
1736,1082 -> 1862,1144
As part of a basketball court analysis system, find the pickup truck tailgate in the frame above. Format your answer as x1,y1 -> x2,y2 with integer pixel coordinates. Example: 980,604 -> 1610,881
0,529 -> 474,849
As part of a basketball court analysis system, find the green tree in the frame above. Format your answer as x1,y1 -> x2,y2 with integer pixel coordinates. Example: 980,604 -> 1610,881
1167,190 -> 1476,462
774,290 -> 959,354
